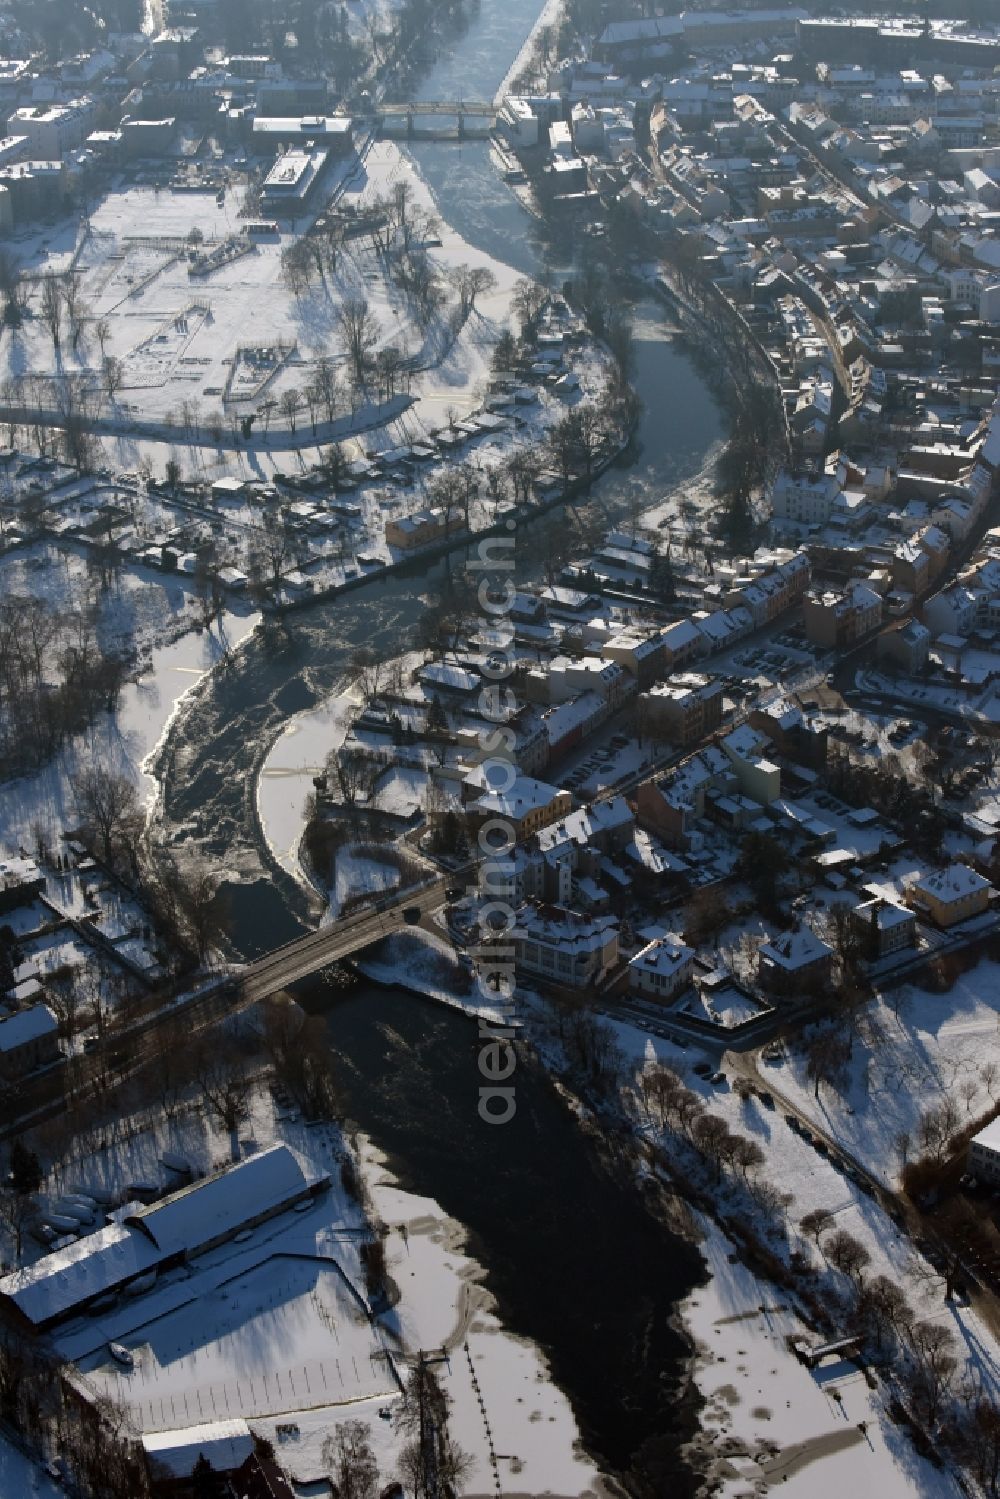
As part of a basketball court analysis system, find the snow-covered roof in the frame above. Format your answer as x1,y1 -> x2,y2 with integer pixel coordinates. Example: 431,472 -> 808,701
126,1145 -> 318,1256
759,923 -> 832,971
0,854 -> 42,897
537,795 -> 633,852
420,661 -> 479,692
0,1003 -> 58,1051
542,691 -> 606,743
908,863 -> 991,904
661,618 -> 703,652
465,769 -> 565,820
854,896 -> 914,930
723,724 -> 769,761
515,902 -> 617,955
0,1222 -> 161,1326
629,936 -> 694,979
143,1418 -> 253,1478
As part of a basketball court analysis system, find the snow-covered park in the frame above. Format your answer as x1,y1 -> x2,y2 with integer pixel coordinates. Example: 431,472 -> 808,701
2,139 -> 603,484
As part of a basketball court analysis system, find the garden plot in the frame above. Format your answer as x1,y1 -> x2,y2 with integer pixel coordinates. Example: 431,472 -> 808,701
121,302 -> 211,389
371,764 -> 427,818
88,243 -> 179,312
81,1255 -> 396,1433
224,340 -> 296,405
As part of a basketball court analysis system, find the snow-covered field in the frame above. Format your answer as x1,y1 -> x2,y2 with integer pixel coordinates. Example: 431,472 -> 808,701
686,1217 -> 961,1499
332,847 -> 401,914
4,140 -> 592,484
777,957 -> 1000,1188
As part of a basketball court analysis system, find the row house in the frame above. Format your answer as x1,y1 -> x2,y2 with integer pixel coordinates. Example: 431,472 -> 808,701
802,580 -> 882,647
660,617 -> 705,672
724,552 -> 811,627
638,674 -> 723,747
891,523 -> 949,594
541,690 -> 609,760
499,796 -> 635,907
635,744 -> 733,850
749,699 -> 828,770
541,656 -> 634,710
720,725 -> 781,806
771,469 -> 841,526
603,630 -> 666,687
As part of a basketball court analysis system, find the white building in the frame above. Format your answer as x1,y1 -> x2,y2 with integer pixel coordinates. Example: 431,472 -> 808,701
0,1146 -> 328,1332
628,936 -> 695,1001
6,98 -> 97,158
969,1116 -> 1000,1185
771,469 -> 841,525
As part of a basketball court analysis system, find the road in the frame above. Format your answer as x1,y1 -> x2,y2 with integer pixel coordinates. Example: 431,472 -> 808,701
1,871 -> 463,1139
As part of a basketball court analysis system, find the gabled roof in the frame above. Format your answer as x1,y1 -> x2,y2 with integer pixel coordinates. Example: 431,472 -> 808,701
125,1145 -> 316,1256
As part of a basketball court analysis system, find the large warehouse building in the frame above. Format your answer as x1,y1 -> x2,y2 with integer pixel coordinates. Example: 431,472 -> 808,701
0,1145 -> 329,1334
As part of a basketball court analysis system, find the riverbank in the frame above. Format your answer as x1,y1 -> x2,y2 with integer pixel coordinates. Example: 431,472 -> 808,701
0,602 -> 260,857
493,0 -> 564,103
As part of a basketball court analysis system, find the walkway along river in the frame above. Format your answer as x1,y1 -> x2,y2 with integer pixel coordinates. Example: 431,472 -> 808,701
153,0 -> 725,1489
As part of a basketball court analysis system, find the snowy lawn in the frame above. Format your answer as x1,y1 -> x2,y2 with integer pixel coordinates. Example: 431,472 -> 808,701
777,958 -> 1000,1189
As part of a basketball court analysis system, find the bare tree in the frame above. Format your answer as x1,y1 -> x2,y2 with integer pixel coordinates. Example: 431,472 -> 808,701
279,387 -> 301,433
0,1184 -> 36,1265
70,766 -> 142,868
451,263 -> 497,319
347,646 -> 384,705
196,1050 -> 253,1158
40,278 -> 62,353
800,1207 -> 834,1245
103,355 -> 124,400
313,355 -> 340,424
321,1419 -> 380,1499
62,274 -> 88,352
336,296 -> 379,387
910,1320 -> 958,1427
825,1229 -> 871,1285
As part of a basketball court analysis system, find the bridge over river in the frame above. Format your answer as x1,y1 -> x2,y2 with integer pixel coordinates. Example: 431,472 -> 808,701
374,100 -> 498,139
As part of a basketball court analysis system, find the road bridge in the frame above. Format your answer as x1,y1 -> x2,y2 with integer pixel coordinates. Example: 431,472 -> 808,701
236,872 -> 458,1000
